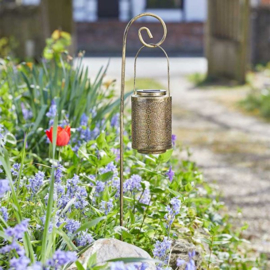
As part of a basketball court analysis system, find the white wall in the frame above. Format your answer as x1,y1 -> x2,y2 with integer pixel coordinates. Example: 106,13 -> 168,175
185,0 -> 207,22
131,0 -> 207,22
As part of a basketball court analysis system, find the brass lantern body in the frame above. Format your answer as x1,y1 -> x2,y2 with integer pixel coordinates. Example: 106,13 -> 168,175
132,89 -> 172,154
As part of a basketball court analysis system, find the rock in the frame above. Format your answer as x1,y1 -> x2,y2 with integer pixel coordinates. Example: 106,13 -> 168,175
169,239 -> 202,270
67,238 -> 155,269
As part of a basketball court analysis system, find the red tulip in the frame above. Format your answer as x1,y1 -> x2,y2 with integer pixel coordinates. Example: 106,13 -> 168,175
46,126 -> 71,146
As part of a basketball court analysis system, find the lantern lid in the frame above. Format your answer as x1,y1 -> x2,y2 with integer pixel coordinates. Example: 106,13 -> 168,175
137,89 -> 166,97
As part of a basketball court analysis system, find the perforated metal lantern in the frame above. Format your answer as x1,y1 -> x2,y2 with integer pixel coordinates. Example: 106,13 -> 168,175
131,46 -> 172,154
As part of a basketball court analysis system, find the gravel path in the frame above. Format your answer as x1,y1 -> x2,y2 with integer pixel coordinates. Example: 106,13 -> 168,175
163,76 -> 270,256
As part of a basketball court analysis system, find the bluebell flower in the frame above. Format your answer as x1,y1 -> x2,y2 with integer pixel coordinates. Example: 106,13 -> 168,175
21,103 -> 33,120
0,240 -> 25,256
153,237 -> 172,263
124,175 -> 142,193
4,219 -> 29,239
11,163 -> 20,176
80,113 -> 89,126
9,255 -> 30,269
177,251 -> 196,270
177,258 -> 186,267
100,199 -> 113,215
76,231 -> 94,246
46,99 -> 57,118
166,166 -> 175,182
172,134 -> 176,146
112,148 -> 120,162
139,189 -> 151,205
74,186 -> 88,209
54,163 -> 64,184
46,250 -> 77,269
170,197 -> 181,215
28,171 -> 45,194
110,261 -> 126,270
112,177 -> 120,197
0,179 -> 10,198
65,218 -> 81,234
165,197 -> 181,227
67,174 -> 80,195
95,180 -> 105,194
0,206 -> 8,221
111,113 -> 119,128
28,262 -> 43,270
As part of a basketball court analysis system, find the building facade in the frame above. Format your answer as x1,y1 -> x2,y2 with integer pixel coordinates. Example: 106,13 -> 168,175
21,0 -> 207,23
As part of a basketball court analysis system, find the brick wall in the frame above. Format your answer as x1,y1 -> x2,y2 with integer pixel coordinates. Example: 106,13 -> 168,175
76,21 -> 204,56
261,0 -> 270,6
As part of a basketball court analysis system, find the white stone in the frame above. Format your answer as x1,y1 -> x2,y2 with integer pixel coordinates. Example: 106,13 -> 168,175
67,238 -> 156,270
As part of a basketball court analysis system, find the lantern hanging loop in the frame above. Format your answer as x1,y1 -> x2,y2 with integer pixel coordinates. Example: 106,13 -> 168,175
133,44 -> 170,96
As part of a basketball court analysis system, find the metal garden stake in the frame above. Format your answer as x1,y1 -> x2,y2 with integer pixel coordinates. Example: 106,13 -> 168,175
120,13 -> 172,230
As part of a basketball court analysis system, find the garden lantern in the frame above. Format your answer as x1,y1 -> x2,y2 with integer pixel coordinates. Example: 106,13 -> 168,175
131,45 -> 172,154
119,13 -> 171,229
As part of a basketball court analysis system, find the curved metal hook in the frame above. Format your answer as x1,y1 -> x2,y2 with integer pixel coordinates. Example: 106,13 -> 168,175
119,13 -> 167,229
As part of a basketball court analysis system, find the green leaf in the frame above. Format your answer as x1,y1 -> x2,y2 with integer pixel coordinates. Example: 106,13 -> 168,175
55,228 -> 78,251
76,217 -> 105,233
87,252 -> 97,268
100,171 -> 114,181
96,132 -> 108,149
75,261 -> 85,270
4,133 -> 16,147
157,149 -> 173,164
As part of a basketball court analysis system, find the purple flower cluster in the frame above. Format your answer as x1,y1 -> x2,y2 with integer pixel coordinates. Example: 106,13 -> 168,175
11,163 -> 20,176
21,103 -> 33,120
54,163 -> 64,183
28,171 -> 45,194
57,174 -> 88,210
47,250 -> 77,269
111,113 -> 119,128
46,99 -> 57,119
166,166 -> 175,182
99,162 -> 118,177
139,188 -> 151,205
110,262 -> 148,270
71,114 -> 102,153
65,218 -> 81,234
0,206 -> 8,221
165,197 -> 181,227
9,255 -> 30,269
0,240 -> 25,257
111,148 -> 120,162
177,251 -> 196,270
76,231 -> 93,246
95,180 -> 105,194
153,237 -> 172,263
56,174 -> 87,209
0,179 -> 10,198
100,199 -> 113,215
124,175 -> 142,193
4,219 -> 29,239
172,134 -> 176,146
